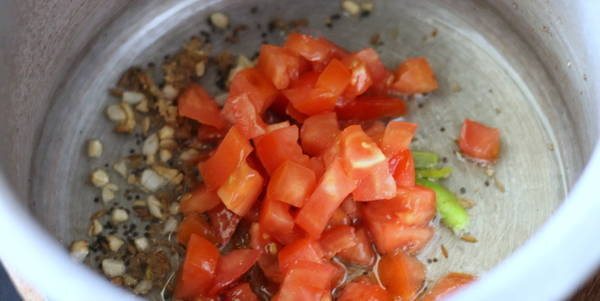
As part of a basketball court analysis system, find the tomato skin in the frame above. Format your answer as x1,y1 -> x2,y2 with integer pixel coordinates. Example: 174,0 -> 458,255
389,149 -> 416,188
229,67 -> 278,114
284,33 -> 333,63
267,161 -> 317,207
180,184 -> 221,215
336,96 -> 407,120
381,121 -> 417,157
255,125 -> 308,174
319,225 -> 357,258
339,282 -> 393,301
420,273 -> 476,301
217,160 -> 264,217
199,126 -> 253,190
300,112 -> 340,156
259,198 -> 295,245
258,45 -> 301,89
378,251 -> 426,301
176,213 -> 216,245
208,205 -> 242,247
458,119 -> 501,162
174,234 -> 220,300
222,93 -> 267,139
209,249 -> 261,296
178,83 -> 227,129
391,57 -> 438,94
222,282 -> 259,301
338,228 -> 376,267
295,158 -> 358,237
278,237 -> 324,272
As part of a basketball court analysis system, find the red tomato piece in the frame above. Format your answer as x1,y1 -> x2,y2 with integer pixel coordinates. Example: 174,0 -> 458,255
338,228 -> 375,267
283,86 -> 338,116
306,156 -> 325,179
420,273 -> 476,301
222,93 -> 267,139
363,185 -> 436,226
336,96 -> 407,120
295,158 -> 357,237
208,205 -> 242,247
364,120 -> 386,147
365,220 -> 434,254
222,282 -> 259,301
217,160 -> 264,216
174,234 -> 220,300
339,282 -> 393,301
339,125 -> 387,180
343,58 -> 373,99
284,33 -> 332,63
289,71 -> 320,89
199,126 -> 253,190
278,237 -> 324,272
275,261 -> 338,301
266,121 -> 291,133
259,199 -> 295,245
180,185 -> 221,215
197,125 -> 226,142
255,125 -> 308,174
285,101 -> 309,123
319,225 -> 357,258
176,213 -> 216,245
300,112 -> 340,156
209,249 -> 261,296
249,223 -> 284,283
178,83 -> 227,129
458,119 -> 501,162
315,58 -> 352,96
352,159 -> 397,201
381,121 -> 417,157
267,161 -> 317,207
378,251 -> 426,301
391,57 -> 438,94
327,208 -> 351,229
389,149 -> 416,187
229,67 -> 278,113
353,48 -> 389,83
258,45 -> 301,90
318,37 -> 350,60
340,197 -> 360,222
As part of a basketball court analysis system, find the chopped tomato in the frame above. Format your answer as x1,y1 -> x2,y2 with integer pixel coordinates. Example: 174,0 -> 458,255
283,86 -> 338,116
364,121 -> 386,147
178,83 -> 227,129
315,58 -> 352,96
353,48 -> 389,83
295,158 -> 357,237
180,185 -> 221,215
319,225 -> 357,258
319,37 -> 350,61
259,199 -> 295,245
255,125 -> 308,174
300,112 -> 340,156
391,57 -> 438,94
208,205 -> 242,247
420,273 -> 476,301
352,159 -> 397,201
338,228 -> 375,267
217,160 -> 264,216
378,251 -> 426,301
199,126 -> 253,190
222,93 -> 267,139
275,261 -> 338,301
389,149 -> 416,187
285,101 -> 309,123
306,156 -> 325,179
249,223 -> 283,283
229,67 -> 278,113
336,96 -> 407,120
258,45 -> 301,89
278,237 -> 324,272
365,220 -> 434,254
338,282 -> 393,301
339,125 -> 386,180
363,186 -> 436,226
198,125 -> 226,142
267,161 -> 317,207
289,71 -> 320,89
327,208 -> 351,229
222,282 -> 259,301
381,121 -> 417,157
343,58 -> 373,98
174,234 -> 220,300
209,249 -> 261,296
340,197 -> 360,222
458,119 -> 501,162
177,213 -> 216,245
284,33 -> 333,63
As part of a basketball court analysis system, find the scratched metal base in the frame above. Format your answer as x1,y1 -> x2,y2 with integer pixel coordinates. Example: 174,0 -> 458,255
31,0 -> 581,299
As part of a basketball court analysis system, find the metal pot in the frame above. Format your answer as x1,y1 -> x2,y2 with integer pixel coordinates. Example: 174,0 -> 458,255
0,0 -> 598,300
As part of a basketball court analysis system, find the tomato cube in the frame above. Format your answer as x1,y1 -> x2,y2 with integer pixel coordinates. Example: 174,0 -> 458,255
352,159 -> 397,201
365,220 -> 434,254
420,273 -> 476,301
284,33 -> 333,63
217,160 -> 264,216
178,83 -> 227,129
207,205 -> 241,247
336,96 -> 407,120
276,261 -> 338,301
378,251 -> 426,301
222,283 -> 259,301
339,125 -> 387,180
267,161 -> 317,207
391,57 -> 438,94
381,121 -> 418,157
343,58 -> 373,98
258,45 -> 301,89
458,119 -> 501,162
174,234 -> 220,299
353,48 -> 389,83
315,58 -> 352,96
337,228 -> 375,267
278,237 -> 324,272
255,125 -> 308,174
180,184 -> 221,215
222,93 -> 267,139
363,185 -> 436,226
259,199 -> 295,244
319,225 -> 357,258
339,282 -> 393,301
229,67 -> 278,113
209,249 -> 261,296
176,213 -> 216,245
300,112 -> 340,156
389,149 -> 416,188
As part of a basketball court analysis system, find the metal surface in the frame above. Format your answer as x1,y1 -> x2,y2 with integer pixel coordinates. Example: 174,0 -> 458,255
0,0 -> 599,300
